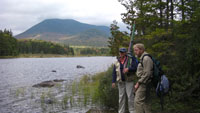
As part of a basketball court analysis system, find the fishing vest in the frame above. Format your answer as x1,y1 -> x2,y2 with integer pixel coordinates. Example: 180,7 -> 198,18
114,60 -> 135,82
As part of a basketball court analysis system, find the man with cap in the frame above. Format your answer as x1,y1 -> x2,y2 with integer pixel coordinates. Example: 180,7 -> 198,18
112,47 -> 138,113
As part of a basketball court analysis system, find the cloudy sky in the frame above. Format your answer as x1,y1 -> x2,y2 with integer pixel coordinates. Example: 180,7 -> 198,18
0,0 -> 127,35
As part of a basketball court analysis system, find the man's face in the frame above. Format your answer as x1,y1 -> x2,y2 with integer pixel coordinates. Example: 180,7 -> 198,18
134,47 -> 142,57
119,52 -> 126,58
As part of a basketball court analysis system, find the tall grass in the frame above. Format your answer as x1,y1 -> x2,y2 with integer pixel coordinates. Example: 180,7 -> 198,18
74,65 -> 119,111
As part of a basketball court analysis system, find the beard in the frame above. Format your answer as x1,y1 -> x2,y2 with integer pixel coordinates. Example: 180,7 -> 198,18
135,53 -> 142,58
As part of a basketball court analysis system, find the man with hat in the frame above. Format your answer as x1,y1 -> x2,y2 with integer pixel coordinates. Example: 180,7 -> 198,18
112,47 -> 138,113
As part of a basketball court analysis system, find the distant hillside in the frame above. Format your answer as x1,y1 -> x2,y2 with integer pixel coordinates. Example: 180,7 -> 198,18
15,19 -> 110,47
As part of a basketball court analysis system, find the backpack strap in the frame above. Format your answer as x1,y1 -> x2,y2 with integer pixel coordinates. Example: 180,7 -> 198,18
140,54 -> 152,67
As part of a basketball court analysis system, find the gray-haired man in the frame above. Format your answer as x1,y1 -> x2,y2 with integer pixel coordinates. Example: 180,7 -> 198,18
134,43 -> 153,113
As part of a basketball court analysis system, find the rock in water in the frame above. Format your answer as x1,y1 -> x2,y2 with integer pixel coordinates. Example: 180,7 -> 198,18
33,81 -> 55,88
76,65 -> 85,69
52,70 -> 56,72
53,79 -> 66,82
33,79 -> 66,88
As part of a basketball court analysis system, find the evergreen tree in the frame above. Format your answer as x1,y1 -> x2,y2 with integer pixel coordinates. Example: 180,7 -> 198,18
108,20 -> 127,56
106,0 -> 200,111
0,29 -> 18,56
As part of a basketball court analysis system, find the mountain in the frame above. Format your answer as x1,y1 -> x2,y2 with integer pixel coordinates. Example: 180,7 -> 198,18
15,19 -> 110,47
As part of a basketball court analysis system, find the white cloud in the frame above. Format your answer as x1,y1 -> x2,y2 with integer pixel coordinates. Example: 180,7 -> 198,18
0,0 -> 127,35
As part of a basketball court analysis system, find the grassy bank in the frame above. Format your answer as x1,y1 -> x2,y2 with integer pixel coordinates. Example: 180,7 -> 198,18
74,65 -> 118,112
76,66 -> 200,113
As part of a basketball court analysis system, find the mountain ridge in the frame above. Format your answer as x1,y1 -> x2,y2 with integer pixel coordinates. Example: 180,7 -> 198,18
15,19 -> 110,47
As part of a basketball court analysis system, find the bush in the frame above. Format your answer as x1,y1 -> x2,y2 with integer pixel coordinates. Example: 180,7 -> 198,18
97,66 -> 118,110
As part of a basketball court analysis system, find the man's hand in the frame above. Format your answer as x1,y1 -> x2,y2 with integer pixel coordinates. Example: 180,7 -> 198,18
112,83 -> 116,88
123,68 -> 129,74
134,82 -> 139,92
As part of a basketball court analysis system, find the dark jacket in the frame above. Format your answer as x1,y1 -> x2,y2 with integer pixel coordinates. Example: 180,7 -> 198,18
112,55 -> 138,83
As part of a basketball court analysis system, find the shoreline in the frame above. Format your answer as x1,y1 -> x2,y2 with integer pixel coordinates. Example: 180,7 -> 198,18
0,54 -> 111,58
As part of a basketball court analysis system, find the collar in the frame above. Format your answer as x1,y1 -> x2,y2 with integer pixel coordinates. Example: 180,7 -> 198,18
139,51 -> 148,60
119,55 -> 127,64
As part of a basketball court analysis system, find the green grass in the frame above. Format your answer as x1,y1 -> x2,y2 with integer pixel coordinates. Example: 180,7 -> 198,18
15,87 -> 26,97
74,66 -> 200,113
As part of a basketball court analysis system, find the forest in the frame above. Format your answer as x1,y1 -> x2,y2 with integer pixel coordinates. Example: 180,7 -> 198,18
106,0 -> 200,112
0,29 -> 109,56
18,39 -> 74,55
0,30 -> 74,56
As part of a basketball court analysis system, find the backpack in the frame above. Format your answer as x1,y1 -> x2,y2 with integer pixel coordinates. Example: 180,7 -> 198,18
141,54 -> 164,88
141,54 -> 170,110
156,74 -> 170,96
156,74 -> 170,110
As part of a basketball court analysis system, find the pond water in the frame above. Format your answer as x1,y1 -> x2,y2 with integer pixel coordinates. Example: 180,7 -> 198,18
0,56 -> 116,113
